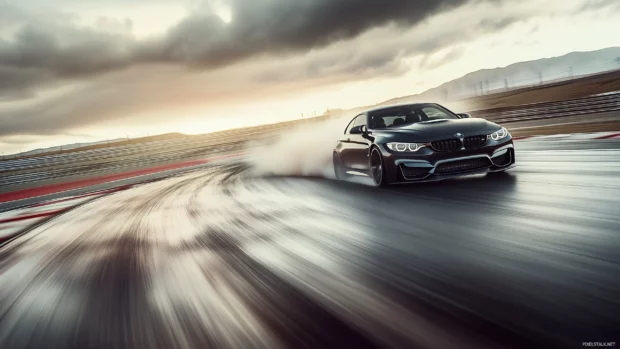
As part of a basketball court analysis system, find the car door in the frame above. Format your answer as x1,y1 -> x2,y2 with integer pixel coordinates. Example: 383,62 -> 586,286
344,114 -> 372,170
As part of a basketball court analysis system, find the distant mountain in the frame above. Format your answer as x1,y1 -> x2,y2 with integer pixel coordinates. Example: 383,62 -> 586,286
382,47 -> 620,105
14,133 -> 187,158
18,138 -> 127,156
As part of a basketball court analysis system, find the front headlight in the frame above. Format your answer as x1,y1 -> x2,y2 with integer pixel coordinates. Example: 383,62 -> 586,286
386,142 -> 425,152
488,127 -> 509,141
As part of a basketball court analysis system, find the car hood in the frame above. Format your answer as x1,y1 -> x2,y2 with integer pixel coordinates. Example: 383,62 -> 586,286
372,118 -> 502,142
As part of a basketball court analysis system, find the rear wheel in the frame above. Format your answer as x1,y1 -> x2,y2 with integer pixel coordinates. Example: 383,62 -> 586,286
333,152 -> 346,180
370,147 -> 387,186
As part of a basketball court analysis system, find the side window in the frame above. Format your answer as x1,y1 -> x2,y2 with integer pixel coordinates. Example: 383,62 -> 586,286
355,114 -> 367,127
344,115 -> 360,134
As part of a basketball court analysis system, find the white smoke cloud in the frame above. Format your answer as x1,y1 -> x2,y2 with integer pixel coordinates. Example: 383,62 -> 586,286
246,115 -> 354,179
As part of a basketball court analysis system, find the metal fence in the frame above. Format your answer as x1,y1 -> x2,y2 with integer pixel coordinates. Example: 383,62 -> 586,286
471,92 -> 620,124
446,59 -> 620,100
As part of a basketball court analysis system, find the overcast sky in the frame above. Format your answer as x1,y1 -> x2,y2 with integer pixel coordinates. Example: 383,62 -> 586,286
1,0 -> 619,154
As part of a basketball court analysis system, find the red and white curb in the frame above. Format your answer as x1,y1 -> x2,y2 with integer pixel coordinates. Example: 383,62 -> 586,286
513,132 -> 620,141
0,187 -> 130,244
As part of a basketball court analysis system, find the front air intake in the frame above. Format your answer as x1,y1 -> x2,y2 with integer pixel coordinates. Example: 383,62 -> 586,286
492,150 -> 513,166
435,157 -> 492,174
399,165 -> 431,180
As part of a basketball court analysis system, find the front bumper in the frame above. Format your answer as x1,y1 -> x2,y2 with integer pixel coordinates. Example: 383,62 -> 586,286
381,139 -> 515,183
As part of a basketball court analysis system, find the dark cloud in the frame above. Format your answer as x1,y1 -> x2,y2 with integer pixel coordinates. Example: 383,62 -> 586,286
0,66 -> 50,100
3,26 -> 132,76
1,0 -> 479,99
147,0 -> 476,65
253,49 -> 409,84
259,9 -> 521,84
157,2 -> 521,84
0,24 -> 135,96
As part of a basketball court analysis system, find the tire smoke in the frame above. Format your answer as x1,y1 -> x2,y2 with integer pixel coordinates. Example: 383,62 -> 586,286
246,116 -> 352,179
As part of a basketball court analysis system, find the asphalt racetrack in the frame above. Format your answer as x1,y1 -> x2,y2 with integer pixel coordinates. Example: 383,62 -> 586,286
1,139 -> 619,349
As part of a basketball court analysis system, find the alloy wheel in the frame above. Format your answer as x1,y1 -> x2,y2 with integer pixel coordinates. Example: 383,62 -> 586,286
370,148 -> 383,186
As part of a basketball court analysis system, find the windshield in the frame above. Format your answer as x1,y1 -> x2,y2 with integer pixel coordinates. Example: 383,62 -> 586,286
368,104 -> 459,129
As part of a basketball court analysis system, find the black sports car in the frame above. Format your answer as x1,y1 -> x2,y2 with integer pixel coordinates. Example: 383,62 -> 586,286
333,103 -> 515,186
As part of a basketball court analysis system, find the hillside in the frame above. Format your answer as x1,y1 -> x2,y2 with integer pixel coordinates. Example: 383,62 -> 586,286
382,47 -> 620,106
12,133 -> 186,159
19,138 -> 127,156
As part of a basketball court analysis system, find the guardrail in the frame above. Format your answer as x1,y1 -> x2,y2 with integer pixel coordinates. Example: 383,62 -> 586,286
0,136 -> 249,172
0,140 -> 247,187
470,92 -> 620,124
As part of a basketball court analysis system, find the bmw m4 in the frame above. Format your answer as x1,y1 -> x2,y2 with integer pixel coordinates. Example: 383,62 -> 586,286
333,103 -> 515,186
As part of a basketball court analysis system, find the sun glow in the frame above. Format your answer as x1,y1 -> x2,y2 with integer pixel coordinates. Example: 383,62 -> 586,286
216,6 -> 233,24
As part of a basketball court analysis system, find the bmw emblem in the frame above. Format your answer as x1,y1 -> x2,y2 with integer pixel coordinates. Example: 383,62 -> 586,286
455,133 -> 463,138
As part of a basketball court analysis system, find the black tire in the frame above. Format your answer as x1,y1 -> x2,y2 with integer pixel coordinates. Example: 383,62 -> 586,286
370,147 -> 388,186
333,152 -> 347,180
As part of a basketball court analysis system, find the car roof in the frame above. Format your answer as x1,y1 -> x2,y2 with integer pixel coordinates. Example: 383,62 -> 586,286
363,102 -> 438,114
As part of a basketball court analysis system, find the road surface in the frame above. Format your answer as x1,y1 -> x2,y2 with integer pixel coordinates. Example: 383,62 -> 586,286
1,140 -> 619,349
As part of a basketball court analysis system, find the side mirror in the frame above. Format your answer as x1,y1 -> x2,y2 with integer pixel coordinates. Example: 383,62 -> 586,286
458,113 -> 472,119
350,125 -> 368,135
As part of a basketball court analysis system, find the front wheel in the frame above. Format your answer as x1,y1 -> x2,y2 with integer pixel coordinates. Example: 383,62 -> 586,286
370,147 -> 388,186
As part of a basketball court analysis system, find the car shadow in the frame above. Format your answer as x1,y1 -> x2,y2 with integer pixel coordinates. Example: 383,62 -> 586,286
322,171 -> 517,194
